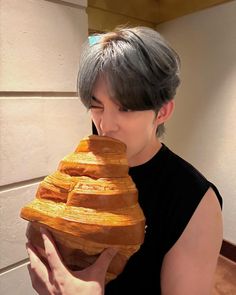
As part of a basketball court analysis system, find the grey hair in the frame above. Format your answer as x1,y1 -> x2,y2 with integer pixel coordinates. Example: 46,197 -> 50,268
77,26 -> 181,137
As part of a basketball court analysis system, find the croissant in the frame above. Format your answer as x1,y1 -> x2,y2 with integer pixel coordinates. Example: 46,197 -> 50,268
20,135 -> 145,282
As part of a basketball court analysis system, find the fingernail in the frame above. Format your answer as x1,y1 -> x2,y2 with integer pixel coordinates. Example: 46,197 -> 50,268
40,227 -> 47,238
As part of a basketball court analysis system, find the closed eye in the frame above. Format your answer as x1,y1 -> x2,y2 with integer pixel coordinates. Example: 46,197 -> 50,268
89,96 -> 103,109
89,105 -> 103,109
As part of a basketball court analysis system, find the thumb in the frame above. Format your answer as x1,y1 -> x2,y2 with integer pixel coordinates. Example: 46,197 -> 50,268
93,248 -> 118,275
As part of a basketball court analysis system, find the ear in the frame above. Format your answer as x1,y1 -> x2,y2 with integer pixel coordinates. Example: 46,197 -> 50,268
156,100 -> 175,125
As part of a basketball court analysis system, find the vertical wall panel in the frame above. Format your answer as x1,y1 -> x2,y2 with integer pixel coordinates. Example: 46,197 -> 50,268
0,264 -> 37,295
0,98 -> 91,186
0,0 -> 88,91
0,0 -> 89,292
157,1 -> 236,243
0,184 -> 39,269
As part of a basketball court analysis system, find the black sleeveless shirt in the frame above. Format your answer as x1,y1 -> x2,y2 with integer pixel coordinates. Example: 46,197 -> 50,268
105,144 -> 222,295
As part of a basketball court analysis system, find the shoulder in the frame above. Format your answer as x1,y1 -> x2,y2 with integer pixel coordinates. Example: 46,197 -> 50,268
164,146 -> 207,184
163,146 -> 222,205
167,146 -> 222,200
161,187 -> 223,294
161,146 -> 222,251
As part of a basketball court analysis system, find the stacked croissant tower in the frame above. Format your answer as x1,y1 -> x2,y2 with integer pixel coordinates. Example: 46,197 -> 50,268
20,135 -> 145,282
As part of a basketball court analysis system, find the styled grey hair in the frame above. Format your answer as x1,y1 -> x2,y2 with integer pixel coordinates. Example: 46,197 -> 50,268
77,26 -> 181,137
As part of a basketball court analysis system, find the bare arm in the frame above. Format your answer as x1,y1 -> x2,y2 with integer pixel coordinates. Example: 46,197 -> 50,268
161,187 -> 223,295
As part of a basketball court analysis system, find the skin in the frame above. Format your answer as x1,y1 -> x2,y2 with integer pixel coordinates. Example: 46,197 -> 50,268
26,77 -> 223,294
26,228 -> 117,295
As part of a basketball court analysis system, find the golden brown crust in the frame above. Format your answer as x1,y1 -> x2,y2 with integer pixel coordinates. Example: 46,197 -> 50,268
20,135 -> 145,282
67,176 -> 138,209
58,162 -> 128,178
75,135 -> 127,154
21,198 -> 145,244
59,136 -> 128,178
36,171 -> 78,202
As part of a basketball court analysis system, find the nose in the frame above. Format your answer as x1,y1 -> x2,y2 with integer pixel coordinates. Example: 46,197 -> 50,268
99,109 -> 119,136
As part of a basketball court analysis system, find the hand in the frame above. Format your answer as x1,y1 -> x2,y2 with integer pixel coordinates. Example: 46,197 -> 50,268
26,228 -> 117,295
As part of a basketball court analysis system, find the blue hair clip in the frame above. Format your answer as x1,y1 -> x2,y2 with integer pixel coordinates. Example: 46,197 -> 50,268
88,35 -> 101,46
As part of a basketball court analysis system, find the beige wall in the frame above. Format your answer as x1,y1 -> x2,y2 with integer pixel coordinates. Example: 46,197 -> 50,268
157,1 -> 236,244
0,0 -> 90,293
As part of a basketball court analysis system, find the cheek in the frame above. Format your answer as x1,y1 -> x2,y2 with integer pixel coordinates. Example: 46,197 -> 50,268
123,119 -> 156,148
122,128 -> 145,150
125,117 -> 156,138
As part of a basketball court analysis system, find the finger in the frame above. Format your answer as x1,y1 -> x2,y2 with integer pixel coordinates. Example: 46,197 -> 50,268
26,243 -> 50,286
35,245 -> 47,260
93,248 -> 118,276
27,264 -> 52,295
40,227 -> 67,277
